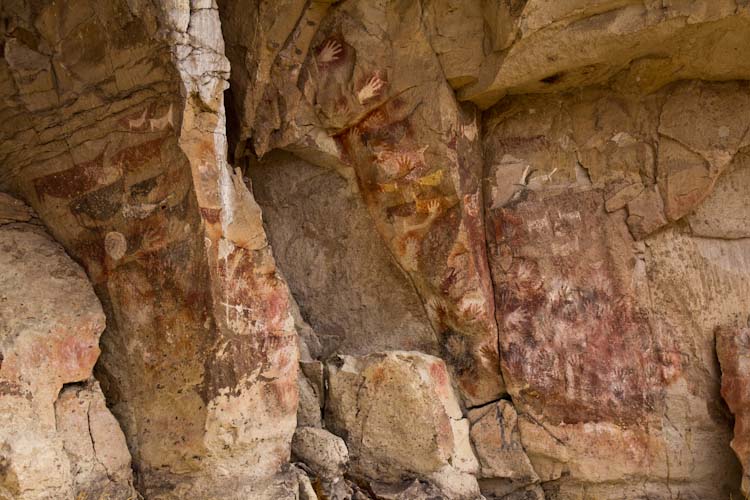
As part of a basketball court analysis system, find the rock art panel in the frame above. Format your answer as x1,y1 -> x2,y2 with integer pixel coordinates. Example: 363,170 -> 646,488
487,188 -> 679,425
484,83 -> 748,497
0,2 -> 299,498
222,0 -> 503,406
3,1 -> 750,499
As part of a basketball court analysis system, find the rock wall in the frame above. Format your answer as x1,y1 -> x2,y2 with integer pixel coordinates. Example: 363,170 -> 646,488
1,1 -> 750,499
0,194 -> 137,499
0,2 -> 298,498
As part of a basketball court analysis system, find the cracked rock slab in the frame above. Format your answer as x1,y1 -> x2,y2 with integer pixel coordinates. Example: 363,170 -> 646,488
0,194 -> 136,500
325,351 -> 480,497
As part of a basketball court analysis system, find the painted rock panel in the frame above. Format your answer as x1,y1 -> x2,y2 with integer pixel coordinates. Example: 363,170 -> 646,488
0,2 -> 299,498
484,84 -> 748,498
221,0 -> 503,405
487,188 -> 678,425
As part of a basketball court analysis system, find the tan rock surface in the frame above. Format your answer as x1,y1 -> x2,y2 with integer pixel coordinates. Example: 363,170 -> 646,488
468,401 -> 539,497
484,79 -> 749,498
2,1 -> 750,499
0,2 -> 298,498
326,351 -> 480,497
717,324 -> 750,495
0,195 -> 136,500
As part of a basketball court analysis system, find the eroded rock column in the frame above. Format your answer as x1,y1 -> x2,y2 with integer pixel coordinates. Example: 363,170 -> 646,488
0,2 -> 299,497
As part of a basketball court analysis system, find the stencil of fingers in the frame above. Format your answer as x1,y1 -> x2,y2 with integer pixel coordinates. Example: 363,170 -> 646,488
256,274 -> 277,295
504,307 -> 528,331
426,199 -> 441,214
461,300 -> 484,318
395,155 -> 414,174
346,126 -> 362,142
357,74 -> 385,104
317,39 -> 343,64
426,296 -> 447,317
567,353 -> 583,368
141,225 -> 165,250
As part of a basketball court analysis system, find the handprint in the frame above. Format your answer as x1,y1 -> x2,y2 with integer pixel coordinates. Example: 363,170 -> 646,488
317,39 -> 343,64
357,74 -> 385,104
504,307 -> 528,331
426,199 -> 441,214
461,301 -> 484,318
395,154 -> 414,174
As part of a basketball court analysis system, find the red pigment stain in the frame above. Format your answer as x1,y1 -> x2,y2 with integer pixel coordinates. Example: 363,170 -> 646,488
488,190 -> 682,426
34,154 -> 104,200
429,361 -> 449,387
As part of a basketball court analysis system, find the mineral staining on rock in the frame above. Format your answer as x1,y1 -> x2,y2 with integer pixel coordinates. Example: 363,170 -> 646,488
1,2 -> 298,498
222,0 -> 504,407
718,324 -> 750,495
2,0 -> 750,499
325,352 -> 481,498
0,195 -> 137,500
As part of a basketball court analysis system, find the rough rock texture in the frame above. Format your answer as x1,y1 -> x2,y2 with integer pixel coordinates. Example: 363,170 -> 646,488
0,2 -> 298,498
468,401 -> 539,498
221,0 -> 504,406
249,151 -> 437,358
717,324 -> 750,495
2,1 -> 750,499
483,79 -> 749,498
326,352 -> 480,498
0,195 -> 136,499
292,427 -> 348,480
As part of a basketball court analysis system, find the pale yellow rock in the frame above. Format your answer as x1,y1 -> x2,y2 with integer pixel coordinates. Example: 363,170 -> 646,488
292,427 -> 349,480
325,351 -> 480,494
0,196 -> 136,500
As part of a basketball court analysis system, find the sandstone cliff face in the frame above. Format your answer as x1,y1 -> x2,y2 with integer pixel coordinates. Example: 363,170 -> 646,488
0,194 -> 136,499
1,1 -> 749,499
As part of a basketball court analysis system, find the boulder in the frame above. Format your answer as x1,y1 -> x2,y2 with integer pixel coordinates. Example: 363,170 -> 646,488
468,401 -> 539,497
0,195 -> 137,499
325,351 -> 480,497
292,427 -> 349,480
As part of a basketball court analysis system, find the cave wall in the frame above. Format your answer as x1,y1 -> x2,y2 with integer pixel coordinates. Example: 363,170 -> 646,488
1,1 -> 750,499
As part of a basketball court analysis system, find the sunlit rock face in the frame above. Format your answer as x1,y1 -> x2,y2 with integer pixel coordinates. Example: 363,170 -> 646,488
2,1 -> 750,499
0,194 -> 137,500
0,2 -> 297,498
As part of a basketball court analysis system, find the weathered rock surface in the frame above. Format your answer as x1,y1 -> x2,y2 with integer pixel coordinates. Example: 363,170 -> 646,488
249,151 -> 438,358
468,401 -> 539,498
221,0 -> 504,406
717,323 -> 750,496
0,195 -> 136,499
2,0 -> 750,499
457,1 -> 750,108
326,351 -> 480,498
54,381 -> 137,500
484,79 -> 749,498
292,427 -> 349,480
0,2 -> 298,498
